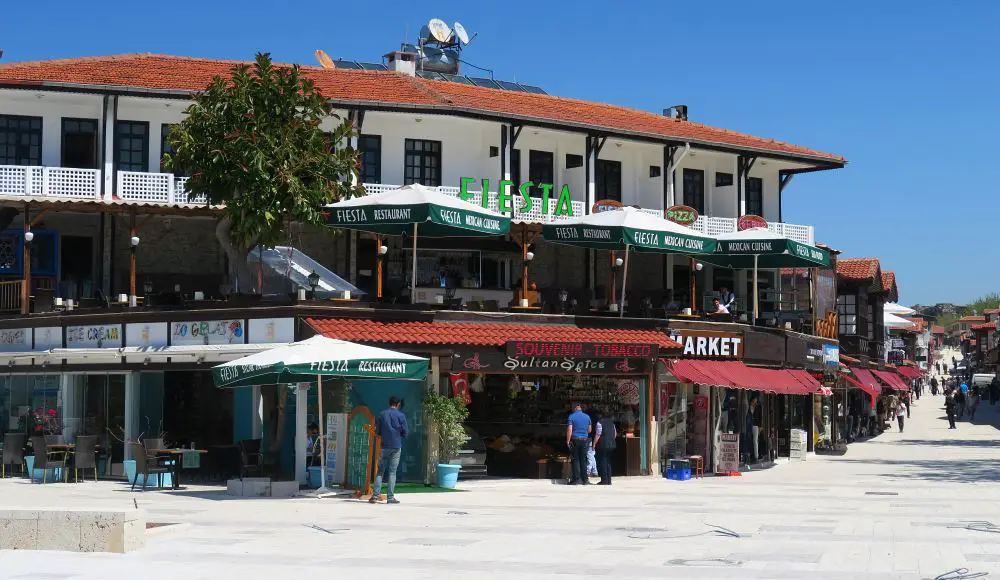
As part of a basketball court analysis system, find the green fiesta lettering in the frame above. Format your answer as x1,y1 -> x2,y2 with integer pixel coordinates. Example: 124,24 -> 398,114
458,177 -> 573,217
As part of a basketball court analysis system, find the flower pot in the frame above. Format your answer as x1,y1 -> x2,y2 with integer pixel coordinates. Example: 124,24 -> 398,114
436,463 -> 462,489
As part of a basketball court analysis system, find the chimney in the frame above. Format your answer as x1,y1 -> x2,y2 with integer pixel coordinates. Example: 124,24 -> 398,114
385,51 -> 416,77
663,105 -> 688,121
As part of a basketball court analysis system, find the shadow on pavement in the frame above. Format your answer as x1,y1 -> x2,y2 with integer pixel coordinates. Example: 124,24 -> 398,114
835,458 -> 1000,483
896,439 -> 1000,448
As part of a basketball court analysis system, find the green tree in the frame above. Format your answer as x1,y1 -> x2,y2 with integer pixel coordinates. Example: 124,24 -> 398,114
164,52 -> 363,293
164,53 -> 364,466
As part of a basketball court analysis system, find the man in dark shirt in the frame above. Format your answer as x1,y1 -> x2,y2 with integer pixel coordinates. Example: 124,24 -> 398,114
593,408 -> 617,485
370,396 -> 408,504
566,403 -> 592,485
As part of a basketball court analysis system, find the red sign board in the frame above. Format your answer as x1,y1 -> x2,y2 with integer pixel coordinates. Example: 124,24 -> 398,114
737,214 -> 769,231
591,199 -> 624,213
665,204 -> 699,225
505,341 -> 657,359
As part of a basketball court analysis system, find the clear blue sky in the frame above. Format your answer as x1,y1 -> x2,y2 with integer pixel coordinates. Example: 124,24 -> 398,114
3,1 -> 995,305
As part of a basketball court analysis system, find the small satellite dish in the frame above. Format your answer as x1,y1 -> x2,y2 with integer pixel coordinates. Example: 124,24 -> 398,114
427,18 -> 451,43
314,50 -> 335,69
453,22 -> 470,45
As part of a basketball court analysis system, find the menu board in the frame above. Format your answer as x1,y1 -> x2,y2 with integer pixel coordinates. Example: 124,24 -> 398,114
325,413 -> 348,486
345,407 -> 375,492
716,433 -> 740,473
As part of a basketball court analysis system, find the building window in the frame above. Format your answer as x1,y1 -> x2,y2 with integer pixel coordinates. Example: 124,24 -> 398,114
510,149 -> 521,188
403,138 -> 441,186
715,172 -> 733,187
683,168 -> 704,213
116,121 -> 149,172
61,118 -> 99,169
837,294 -> 857,335
160,124 -> 179,173
746,176 -> 763,217
358,134 -> 381,184
0,115 -> 42,166
529,150 -> 554,197
565,153 -> 583,169
596,159 -> 622,202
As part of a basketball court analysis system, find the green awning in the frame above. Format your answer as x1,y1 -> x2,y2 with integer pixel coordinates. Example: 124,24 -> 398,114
541,207 -> 717,254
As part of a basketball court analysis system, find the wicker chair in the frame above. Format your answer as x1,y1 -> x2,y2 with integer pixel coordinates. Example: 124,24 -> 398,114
30,436 -> 67,484
128,442 -> 168,491
2,433 -> 27,478
72,435 -> 99,482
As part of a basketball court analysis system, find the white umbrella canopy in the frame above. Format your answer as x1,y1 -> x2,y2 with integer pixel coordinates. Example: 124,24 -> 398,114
884,312 -> 917,329
884,302 -> 917,315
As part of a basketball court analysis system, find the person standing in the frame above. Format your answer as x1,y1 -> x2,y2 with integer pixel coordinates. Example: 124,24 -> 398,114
370,396 -> 408,504
968,387 -> 980,420
945,389 -> 957,429
566,403 -> 592,485
895,397 -> 906,432
955,387 -> 967,420
930,377 -> 938,396
593,409 -> 617,485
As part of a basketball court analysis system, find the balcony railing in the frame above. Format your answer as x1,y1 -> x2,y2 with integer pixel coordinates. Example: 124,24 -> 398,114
117,172 -> 206,204
0,166 -> 101,199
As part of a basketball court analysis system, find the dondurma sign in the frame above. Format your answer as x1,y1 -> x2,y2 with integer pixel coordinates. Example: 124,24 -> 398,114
459,177 -> 575,217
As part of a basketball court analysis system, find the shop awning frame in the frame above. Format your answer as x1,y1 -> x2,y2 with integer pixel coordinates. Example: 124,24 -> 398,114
665,359 -> 817,395
896,366 -> 923,380
841,371 -> 879,397
872,369 -> 911,391
848,367 -> 882,395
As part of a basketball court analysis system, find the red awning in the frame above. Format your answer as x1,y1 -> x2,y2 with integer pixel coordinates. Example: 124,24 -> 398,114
666,360 -> 814,395
841,372 -> 879,397
786,369 -> 825,395
896,366 -> 922,380
872,369 -> 911,391
850,368 -> 883,395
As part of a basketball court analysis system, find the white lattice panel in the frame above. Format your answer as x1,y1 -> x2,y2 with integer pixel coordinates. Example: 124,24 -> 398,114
117,171 -> 172,203
173,177 -> 208,204
44,168 -> 100,199
0,166 -> 29,196
704,216 -> 737,236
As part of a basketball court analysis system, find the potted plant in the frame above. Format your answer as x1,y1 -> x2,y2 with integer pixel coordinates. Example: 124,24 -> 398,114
424,391 -> 469,489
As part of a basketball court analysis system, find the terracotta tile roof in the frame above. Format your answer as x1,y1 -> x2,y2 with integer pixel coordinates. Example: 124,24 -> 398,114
902,317 -> 927,332
985,309 -> 1000,315
958,315 -> 986,322
932,325 -> 946,334
304,318 -> 682,350
0,54 -> 844,165
836,258 -> 881,282
971,322 -> 995,331
881,271 -> 897,293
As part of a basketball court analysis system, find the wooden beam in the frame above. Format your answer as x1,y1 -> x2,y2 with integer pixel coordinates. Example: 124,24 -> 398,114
21,202 -> 30,315
28,209 -> 48,228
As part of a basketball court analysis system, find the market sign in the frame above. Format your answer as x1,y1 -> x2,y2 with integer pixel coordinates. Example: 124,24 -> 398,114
667,329 -> 743,359
591,199 -> 624,213
737,214 -> 768,231
459,177 -> 574,217
453,347 -> 651,375
665,204 -> 699,226
505,341 -> 658,360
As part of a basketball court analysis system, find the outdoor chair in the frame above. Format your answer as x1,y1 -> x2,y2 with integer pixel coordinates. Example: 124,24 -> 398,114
72,435 -> 99,482
143,438 -> 165,452
2,432 -> 27,478
128,442 -> 169,491
239,439 -> 264,479
30,436 -> 68,484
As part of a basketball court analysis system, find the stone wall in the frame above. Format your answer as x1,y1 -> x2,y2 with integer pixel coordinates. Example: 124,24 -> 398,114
0,507 -> 145,552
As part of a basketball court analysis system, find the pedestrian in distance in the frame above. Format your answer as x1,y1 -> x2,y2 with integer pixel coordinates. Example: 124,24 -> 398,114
566,403 -> 592,485
930,377 -> 938,396
370,396 -> 408,505
592,408 -> 617,486
895,398 -> 906,432
991,377 -> 1000,406
955,387 -> 967,420
968,386 -> 980,420
945,389 -> 957,429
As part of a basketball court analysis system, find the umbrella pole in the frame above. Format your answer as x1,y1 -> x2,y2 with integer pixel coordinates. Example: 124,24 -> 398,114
619,245 -> 630,317
410,223 -> 418,303
318,375 -> 326,489
753,254 -> 759,324
376,235 -> 383,299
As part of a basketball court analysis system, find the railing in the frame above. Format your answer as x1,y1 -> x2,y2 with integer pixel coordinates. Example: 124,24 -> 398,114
0,280 -> 21,313
0,166 -> 101,199
117,172 -> 208,205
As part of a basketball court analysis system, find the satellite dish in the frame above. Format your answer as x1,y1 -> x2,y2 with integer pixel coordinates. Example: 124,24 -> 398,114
427,18 -> 451,43
453,22 -> 470,45
314,50 -> 335,69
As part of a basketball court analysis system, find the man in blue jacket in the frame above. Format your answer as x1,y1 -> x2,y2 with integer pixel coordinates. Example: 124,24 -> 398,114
566,403 -> 592,485
370,396 -> 408,504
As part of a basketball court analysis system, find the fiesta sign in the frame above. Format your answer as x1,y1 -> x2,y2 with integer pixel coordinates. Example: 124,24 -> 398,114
459,177 -> 574,217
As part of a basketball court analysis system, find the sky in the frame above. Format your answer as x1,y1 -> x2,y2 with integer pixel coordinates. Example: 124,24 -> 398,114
3,0 -> 996,305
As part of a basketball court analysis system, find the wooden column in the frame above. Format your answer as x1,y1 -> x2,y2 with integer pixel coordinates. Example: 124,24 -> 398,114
375,235 -> 384,299
20,202 -> 30,315
689,258 -> 697,312
129,210 -> 137,299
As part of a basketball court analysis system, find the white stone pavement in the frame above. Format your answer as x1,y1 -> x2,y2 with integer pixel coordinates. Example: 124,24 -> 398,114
3,366 -> 1000,578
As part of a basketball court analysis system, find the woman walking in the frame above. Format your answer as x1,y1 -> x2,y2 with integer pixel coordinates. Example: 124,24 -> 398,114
895,397 -> 906,433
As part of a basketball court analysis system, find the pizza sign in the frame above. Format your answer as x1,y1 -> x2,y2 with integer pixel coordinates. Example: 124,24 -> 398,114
665,204 -> 699,225
737,214 -> 769,231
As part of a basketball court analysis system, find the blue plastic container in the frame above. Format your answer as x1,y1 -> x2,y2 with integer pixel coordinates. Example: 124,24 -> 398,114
307,466 -> 322,489
436,463 -> 462,489
665,467 -> 692,481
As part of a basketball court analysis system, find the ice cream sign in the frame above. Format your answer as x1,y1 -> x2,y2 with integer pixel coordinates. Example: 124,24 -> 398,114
170,320 -> 245,345
459,177 -> 575,217
67,324 -> 123,349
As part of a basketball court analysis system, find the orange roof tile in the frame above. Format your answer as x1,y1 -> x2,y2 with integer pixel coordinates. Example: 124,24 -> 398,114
0,54 -> 844,165
985,308 -> 1000,315
304,318 -> 682,350
881,271 -> 897,293
837,258 -> 881,282
971,322 -> 995,331
958,315 -> 986,322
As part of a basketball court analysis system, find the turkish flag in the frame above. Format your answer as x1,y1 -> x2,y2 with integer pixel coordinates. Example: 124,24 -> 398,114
450,372 -> 472,405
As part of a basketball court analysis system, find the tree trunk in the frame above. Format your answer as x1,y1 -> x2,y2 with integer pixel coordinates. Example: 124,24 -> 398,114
260,384 -> 290,467
216,216 -> 256,294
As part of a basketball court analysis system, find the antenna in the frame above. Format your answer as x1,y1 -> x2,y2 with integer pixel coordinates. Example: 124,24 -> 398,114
453,22 -> 470,45
314,50 -> 335,69
427,18 -> 451,43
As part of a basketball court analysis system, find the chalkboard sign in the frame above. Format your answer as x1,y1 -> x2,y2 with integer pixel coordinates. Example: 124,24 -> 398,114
345,406 -> 376,493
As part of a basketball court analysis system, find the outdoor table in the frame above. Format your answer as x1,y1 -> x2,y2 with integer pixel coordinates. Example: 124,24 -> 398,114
149,449 -> 208,490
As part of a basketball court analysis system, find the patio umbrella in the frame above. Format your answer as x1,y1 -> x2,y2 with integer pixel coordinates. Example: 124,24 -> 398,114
213,335 -> 428,494
884,312 -> 917,329
698,228 -> 832,322
325,184 -> 511,299
884,302 -> 916,316
541,207 -> 717,316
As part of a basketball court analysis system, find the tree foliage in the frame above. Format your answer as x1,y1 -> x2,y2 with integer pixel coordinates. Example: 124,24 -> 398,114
424,392 -> 469,462
164,52 -> 363,290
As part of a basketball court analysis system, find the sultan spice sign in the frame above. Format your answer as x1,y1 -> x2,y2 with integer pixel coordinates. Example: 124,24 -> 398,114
454,344 -> 654,375
667,329 -> 743,359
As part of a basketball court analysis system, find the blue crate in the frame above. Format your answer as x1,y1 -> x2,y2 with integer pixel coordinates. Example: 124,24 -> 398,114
665,467 -> 692,481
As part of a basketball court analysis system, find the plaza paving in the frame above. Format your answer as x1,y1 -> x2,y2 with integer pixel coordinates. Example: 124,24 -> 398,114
3,371 -> 1000,578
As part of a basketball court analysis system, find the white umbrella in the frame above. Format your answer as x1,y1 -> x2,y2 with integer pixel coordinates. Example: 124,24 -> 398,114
884,312 -> 917,329
884,302 -> 916,315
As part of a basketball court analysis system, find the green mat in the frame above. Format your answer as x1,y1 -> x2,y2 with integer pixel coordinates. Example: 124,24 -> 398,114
391,483 -> 465,493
